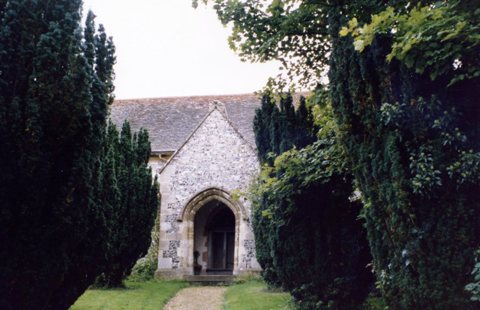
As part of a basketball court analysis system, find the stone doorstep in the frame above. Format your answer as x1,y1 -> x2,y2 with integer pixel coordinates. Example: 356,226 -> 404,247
184,274 -> 236,285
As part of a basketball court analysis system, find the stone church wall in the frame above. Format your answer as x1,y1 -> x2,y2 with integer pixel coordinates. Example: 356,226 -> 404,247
156,107 -> 260,277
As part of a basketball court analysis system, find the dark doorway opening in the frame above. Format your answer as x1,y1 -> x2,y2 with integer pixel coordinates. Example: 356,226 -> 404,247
194,201 -> 235,275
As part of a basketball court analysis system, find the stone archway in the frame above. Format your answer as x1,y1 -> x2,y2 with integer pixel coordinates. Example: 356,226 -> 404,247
194,201 -> 235,274
179,188 -> 245,275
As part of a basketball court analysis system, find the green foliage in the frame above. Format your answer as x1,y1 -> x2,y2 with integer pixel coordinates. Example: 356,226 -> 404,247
193,0 -> 332,89
0,2 -> 158,308
94,122 -> 159,288
128,258 -> 157,282
363,295 -> 388,310
253,92 -> 317,164
200,0 -> 480,308
129,212 -> 161,282
0,2 -> 106,308
466,250 -> 480,302
340,1 -> 480,85
330,3 -> 480,307
251,99 -> 373,309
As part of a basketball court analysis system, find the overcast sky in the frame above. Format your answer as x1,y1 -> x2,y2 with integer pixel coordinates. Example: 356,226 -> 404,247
82,0 -> 280,99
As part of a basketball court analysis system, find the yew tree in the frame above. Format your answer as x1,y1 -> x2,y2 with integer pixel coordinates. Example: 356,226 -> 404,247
252,98 -> 373,308
199,0 -> 480,308
0,2 -> 158,309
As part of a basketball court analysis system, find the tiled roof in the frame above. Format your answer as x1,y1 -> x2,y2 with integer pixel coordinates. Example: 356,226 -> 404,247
109,94 -> 261,152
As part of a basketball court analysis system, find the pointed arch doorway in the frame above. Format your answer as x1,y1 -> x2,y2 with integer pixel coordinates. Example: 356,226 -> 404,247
194,201 -> 235,274
179,188 -> 246,276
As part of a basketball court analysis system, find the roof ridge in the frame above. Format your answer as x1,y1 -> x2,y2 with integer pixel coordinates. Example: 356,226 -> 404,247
113,93 -> 258,104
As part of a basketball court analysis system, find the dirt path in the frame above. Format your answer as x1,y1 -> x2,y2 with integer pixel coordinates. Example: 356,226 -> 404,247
164,286 -> 227,310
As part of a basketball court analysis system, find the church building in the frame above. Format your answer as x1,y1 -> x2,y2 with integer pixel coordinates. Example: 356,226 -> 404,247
110,94 -> 262,278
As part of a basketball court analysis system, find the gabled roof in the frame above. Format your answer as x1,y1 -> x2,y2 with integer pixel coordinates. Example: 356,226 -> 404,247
159,103 -> 257,175
109,94 -> 261,153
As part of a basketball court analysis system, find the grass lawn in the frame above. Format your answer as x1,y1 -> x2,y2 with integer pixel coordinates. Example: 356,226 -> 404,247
70,280 -> 187,310
224,279 -> 293,310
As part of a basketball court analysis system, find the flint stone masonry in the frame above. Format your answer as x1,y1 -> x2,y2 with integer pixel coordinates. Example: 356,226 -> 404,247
156,103 -> 261,278
162,240 -> 181,269
164,109 -> 258,209
242,239 -> 256,269
110,95 -> 263,278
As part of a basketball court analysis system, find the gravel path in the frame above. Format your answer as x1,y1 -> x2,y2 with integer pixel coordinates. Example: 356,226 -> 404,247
164,286 -> 227,310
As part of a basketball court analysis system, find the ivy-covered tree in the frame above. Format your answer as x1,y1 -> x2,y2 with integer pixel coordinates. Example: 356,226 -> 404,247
251,102 -> 373,309
329,3 -> 480,308
198,0 -> 480,308
0,2 -> 158,309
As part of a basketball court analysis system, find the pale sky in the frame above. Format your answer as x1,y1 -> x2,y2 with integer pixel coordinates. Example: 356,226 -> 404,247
82,0 -> 281,99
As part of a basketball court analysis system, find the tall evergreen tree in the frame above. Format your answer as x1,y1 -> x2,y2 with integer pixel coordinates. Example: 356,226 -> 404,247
295,97 -> 316,148
269,103 -> 282,157
0,2 -> 158,309
328,3 -> 480,308
252,105 -> 373,309
201,0 -> 480,307
254,92 -> 317,164
278,94 -> 295,153
253,94 -> 274,163
96,123 -> 159,288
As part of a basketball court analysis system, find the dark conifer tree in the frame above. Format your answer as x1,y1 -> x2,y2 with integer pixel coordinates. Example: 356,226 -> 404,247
294,97 -> 316,149
279,94 -> 295,153
0,1 -> 100,308
203,0 -> 480,307
254,93 -> 317,164
269,104 -> 282,158
253,94 -> 274,163
328,3 -> 480,308
96,123 -> 159,288
252,110 -> 373,309
0,2 -> 158,309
